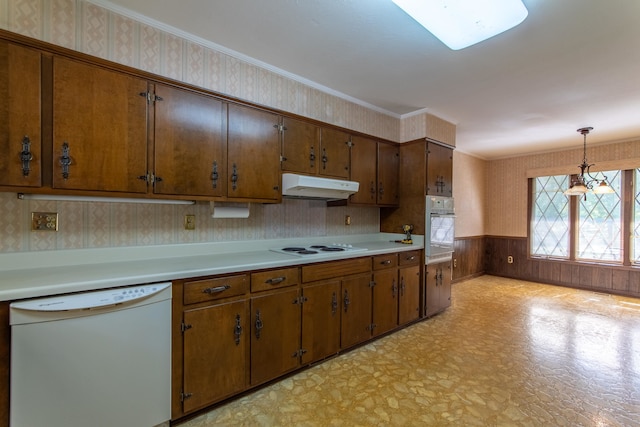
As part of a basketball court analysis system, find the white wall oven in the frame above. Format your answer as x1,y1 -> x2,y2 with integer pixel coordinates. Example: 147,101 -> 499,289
425,196 -> 455,263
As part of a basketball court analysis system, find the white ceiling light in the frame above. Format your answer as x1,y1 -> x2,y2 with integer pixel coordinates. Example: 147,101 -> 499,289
391,0 -> 529,50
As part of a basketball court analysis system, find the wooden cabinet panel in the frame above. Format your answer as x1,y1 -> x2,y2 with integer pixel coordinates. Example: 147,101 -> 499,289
372,253 -> 398,271
340,273 -> 372,349
425,260 -> 452,317
301,257 -> 370,283
399,250 -> 421,266
250,288 -> 301,385
377,142 -> 399,205
153,84 -> 226,197
319,127 -> 350,179
301,280 -> 341,365
372,268 -> 398,336
227,104 -> 280,201
183,274 -> 248,305
182,299 -> 249,413
52,56 -> 148,192
426,142 -> 453,196
251,267 -> 299,293
0,41 -> 41,188
398,265 -> 420,325
281,117 -> 320,175
349,135 -> 377,204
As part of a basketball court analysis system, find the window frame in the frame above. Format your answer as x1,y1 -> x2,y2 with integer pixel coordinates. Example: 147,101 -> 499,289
528,169 -> 634,266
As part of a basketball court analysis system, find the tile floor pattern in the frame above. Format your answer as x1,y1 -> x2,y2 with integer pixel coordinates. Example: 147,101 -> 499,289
177,276 -> 640,426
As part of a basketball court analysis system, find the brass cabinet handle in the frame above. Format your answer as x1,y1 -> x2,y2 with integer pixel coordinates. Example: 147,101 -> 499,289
20,136 -> 33,177
380,260 -> 392,265
391,279 -> 397,298
322,148 -> 328,169
265,276 -> 285,285
343,290 -> 350,313
203,284 -> 231,294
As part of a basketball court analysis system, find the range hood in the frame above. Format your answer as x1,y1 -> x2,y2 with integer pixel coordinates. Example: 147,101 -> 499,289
282,173 -> 359,200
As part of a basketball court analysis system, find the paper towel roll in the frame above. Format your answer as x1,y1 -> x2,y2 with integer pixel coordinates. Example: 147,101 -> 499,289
211,205 -> 250,218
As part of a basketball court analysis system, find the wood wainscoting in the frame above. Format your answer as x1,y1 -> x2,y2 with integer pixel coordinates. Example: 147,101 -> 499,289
484,236 -> 640,298
452,236 -> 485,283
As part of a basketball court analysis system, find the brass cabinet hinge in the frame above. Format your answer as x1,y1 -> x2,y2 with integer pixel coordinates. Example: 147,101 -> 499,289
369,281 -> 376,288
181,322 -> 192,333
180,391 -> 193,402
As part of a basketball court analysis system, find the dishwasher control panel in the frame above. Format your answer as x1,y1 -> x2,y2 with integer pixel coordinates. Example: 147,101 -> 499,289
10,282 -> 171,313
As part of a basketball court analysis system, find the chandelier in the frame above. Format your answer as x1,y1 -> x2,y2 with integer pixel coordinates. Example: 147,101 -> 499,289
563,127 -> 614,198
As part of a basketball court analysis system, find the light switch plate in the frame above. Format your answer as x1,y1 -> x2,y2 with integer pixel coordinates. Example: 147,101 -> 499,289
184,214 -> 196,230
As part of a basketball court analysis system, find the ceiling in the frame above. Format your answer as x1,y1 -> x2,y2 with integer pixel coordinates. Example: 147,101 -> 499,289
95,0 -> 640,159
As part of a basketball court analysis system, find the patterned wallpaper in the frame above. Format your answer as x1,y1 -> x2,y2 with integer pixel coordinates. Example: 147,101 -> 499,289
486,138 -> 640,237
453,151 -> 485,237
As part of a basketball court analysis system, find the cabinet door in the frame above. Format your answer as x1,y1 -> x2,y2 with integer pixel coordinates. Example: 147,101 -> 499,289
153,85 -> 225,197
349,135 -> 377,205
182,299 -> 249,413
228,104 -> 280,200
424,263 -> 439,317
250,288 -> 301,385
281,117 -> 320,175
426,142 -> 453,196
439,262 -> 452,311
372,268 -> 398,337
52,56 -> 148,192
0,41 -> 41,187
378,142 -> 399,206
340,273 -> 372,349
301,280 -> 341,365
398,265 -> 420,325
319,127 -> 350,179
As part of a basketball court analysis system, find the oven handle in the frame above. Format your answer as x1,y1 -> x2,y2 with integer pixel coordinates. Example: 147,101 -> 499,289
429,213 -> 456,218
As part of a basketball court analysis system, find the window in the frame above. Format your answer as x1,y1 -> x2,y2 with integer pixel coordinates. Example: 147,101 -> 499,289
530,170 -> 630,264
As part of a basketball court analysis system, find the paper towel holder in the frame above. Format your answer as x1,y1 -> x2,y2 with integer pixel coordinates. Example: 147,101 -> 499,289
210,201 -> 251,219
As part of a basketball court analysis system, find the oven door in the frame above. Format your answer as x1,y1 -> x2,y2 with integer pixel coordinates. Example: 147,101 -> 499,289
426,213 -> 455,257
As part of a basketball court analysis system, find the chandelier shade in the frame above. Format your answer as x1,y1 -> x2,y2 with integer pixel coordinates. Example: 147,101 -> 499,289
563,127 -> 613,198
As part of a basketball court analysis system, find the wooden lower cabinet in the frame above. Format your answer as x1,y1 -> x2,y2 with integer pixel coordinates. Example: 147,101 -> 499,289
425,261 -> 452,317
172,251 -> 424,421
182,298 -> 249,413
340,273 -> 373,349
372,268 -> 398,337
250,287 -> 301,386
301,280 -> 341,365
398,264 -> 421,325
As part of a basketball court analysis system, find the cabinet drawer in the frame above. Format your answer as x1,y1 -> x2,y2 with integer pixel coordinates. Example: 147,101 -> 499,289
399,250 -> 421,266
372,253 -> 398,270
301,257 -> 371,282
183,274 -> 249,305
251,267 -> 300,292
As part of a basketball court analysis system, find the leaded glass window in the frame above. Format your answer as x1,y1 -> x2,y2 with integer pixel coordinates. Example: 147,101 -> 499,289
531,175 -> 569,258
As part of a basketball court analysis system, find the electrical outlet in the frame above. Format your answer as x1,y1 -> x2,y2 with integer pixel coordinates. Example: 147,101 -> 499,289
32,212 -> 58,231
184,215 -> 196,230
345,215 -> 351,225
507,255 -> 514,264
453,258 -> 457,268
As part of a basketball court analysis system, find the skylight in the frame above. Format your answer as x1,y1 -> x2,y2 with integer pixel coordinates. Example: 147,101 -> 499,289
391,0 -> 529,50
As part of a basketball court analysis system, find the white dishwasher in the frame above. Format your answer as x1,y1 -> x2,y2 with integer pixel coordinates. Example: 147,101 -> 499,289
10,282 -> 172,427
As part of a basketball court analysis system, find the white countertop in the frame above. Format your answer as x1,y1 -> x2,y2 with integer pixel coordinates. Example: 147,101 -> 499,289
0,233 -> 423,301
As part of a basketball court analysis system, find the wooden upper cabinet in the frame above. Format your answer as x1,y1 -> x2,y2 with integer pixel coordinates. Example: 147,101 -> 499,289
377,142 -> 399,205
0,41 -> 42,188
426,141 -> 453,196
227,104 -> 280,201
153,84 -> 226,197
349,136 -> 377,205
52,56 -> 148,192
319,127 -> 350,179
281,117 -> 320,175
